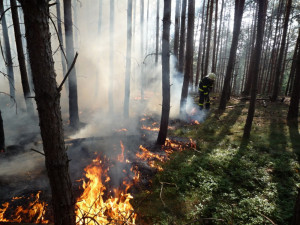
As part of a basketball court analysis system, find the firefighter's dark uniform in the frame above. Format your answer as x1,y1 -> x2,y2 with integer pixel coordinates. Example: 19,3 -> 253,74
198,76 -> 214,110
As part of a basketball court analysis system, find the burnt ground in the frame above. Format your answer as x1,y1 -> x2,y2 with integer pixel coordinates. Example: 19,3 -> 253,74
0,112 -> 194,222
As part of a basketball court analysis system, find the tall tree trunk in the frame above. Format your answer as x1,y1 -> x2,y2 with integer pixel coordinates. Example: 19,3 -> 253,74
287,27 -> 300,122
218,0 -> 245,110
178,0 -> 187,73
109,0 -> 115,113
64,0 -> 80,129
124,0 -> 133,118
285,29 -> 299,96
243,0 -> 267,139
155,0 -> 159,64
10,0 -> 34,114
157,0 -> 171,145
0,111 -> 4,152
195,0 -> 206,89
180,0 -> 195,116
201,0 -> 210,78
98,0 -> 102,35
292,188 -> 300,225
211,0 -> 218,73
203,0 -> 213,76
174,0 -> 181,60
19,1 -> 76,224
140,0 -> 144,99
56,0 -> 67,80
271,0 -> 292,101
0,0 -> 15,99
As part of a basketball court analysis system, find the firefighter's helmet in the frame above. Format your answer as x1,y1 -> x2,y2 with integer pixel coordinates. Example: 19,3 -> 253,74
207,73 -> 216,80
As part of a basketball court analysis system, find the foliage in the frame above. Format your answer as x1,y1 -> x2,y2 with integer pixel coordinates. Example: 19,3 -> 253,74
134,97 -> 300,225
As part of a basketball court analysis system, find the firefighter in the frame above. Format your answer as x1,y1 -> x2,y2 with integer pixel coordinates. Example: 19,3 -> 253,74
198,73 -> 216,110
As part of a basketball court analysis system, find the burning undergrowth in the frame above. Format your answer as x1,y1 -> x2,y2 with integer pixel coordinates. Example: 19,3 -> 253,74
0,115 -> 197,224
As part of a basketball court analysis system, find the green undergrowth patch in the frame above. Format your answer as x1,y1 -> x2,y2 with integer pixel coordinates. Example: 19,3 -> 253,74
134,98 -> 300,225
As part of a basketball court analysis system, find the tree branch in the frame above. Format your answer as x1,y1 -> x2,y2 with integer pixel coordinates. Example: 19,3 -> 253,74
57,52 -> 79,92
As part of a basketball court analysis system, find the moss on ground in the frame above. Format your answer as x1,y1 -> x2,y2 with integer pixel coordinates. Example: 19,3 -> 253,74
133,97 -> 300,225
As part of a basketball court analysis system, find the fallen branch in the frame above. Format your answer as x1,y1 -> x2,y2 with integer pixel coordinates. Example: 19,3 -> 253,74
30,148 -> 45,156
57,52 -> 79,92
159,182 -> 177,207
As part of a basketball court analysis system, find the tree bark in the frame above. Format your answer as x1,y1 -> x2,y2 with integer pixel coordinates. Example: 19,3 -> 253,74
218,0 -> 245,110
243,0 -> 267,139
157,0 -> 171,145
19,0 -> 76,224
180,0 -> 195,116
10,0 -> 34,114
0,110 -> 4,152
155,0 -> 160,64
174,0 -> 181,60
203,0 -> 213,76
178,0 -> 187,73
124,0 -> 133,118
109,0 -> 115,113
211,0 -> 218,73
195,0 -> 206,89
140,0 -> 144,99
55,0 -> 67,80
64,0 -> 80,129
0,0 -> 15,99
271,0 -> 292,101
287,27 -> 300,122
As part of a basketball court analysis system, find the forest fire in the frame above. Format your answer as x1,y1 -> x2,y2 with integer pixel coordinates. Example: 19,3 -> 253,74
76,156 -> 136,225
0,192 -> 48,223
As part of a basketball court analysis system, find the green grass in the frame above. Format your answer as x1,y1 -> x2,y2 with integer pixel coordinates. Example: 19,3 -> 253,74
133,98 -> 300,225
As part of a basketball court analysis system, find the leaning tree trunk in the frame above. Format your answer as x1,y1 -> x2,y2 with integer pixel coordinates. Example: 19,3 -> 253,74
64,0 -> 80,129
0,0 -> 15,99
243,0 -> 267,139
270,0 -> 292,101
124,0 -> 133,118
157,0 -> 171,145
19,0 -> 76,224
10,0 -> 34,114
180,0 -> 195,116
218,0 -> 245,110
178,0 -> 187,73
0,111 -> 4,152
287,27 -> 300,122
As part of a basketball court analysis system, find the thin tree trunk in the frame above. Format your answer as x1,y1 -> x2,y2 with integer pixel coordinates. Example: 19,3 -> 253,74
180,0 -> 195,116
20,1 -> 76,224
287,27 -> 300,122
0,0 -> 15,99
55,0 -> 67,80
178,0 -> 187,73
211,0 -> 218,73
218,0 -> 245,110
10,0 -> 34,114
292,188 -> 300,225
201,0 -> 210,78
109,0 -> 115,113
98,0 -> 102,35
124,0 -> 132,118
64,0 -> 80,129
243,0 -> 267,138
174,0 -> 181,60
155,0 -> 159,64
195,0 -> 206,89
0,111 -> 4,152
271,0 -> 292,101
203,0 -> 213,76
157,0 -> 171,145
140,0 -> 144,99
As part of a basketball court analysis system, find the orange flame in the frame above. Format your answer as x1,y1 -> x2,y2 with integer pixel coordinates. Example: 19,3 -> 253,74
141,125 -> 160,131
0,192 -> 48,223
76,156 -> 136,224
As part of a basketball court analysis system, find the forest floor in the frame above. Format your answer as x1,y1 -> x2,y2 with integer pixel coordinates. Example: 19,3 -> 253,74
133,95 -> 300,225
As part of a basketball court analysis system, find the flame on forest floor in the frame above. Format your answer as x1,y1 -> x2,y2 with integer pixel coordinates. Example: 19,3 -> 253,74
76,155 -> 136,225
136,138 -> 197,171
0,192 -> 48,223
